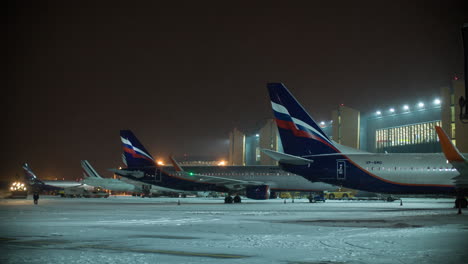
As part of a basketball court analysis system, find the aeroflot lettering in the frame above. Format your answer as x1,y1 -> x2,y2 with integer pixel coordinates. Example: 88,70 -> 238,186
366,161 -> 383,164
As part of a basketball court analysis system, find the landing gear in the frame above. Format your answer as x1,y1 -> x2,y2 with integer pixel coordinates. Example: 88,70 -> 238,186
454,197 -> 467,209
141,185 -> 152,198
225,193 -> 242,204
233,195 -> 242,203
454,189 -> 467,214
224,196 -> 233,203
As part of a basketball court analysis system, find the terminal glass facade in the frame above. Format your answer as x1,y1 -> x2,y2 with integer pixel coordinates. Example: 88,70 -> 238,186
375,120 -> 441,153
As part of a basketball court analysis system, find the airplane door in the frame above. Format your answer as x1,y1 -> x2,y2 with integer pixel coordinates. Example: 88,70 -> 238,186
145,169 -> 161,182
154,169 -> 162,182
337,160 -> 346,180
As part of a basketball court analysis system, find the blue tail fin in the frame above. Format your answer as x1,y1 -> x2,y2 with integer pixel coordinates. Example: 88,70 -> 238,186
267,83 -> 340,156
22,163 -> 45,186
120,130 -> 156,168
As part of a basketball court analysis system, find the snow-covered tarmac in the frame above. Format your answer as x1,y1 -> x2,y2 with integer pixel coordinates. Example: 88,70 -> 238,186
0,196 -> 467,264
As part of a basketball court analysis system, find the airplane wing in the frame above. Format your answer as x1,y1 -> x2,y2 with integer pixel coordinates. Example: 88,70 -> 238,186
168,157 -> 266,190
169,156 -> 183,172
175,172 -> 266,190
435,126 -> 468,188
108,168 -> 145,178
42,180 -> 93,189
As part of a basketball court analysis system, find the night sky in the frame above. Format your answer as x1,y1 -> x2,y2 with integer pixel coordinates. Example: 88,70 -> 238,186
5,1 -> 467,181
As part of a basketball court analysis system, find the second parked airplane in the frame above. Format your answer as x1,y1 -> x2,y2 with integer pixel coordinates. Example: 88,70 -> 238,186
81,160 -> 145,195
110,130 -> 336,201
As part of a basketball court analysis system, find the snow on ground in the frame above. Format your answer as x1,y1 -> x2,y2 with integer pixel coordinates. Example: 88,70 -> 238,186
0,196 -> 467,264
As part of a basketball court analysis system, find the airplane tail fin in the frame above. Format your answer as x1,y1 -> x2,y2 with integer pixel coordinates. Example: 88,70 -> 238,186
120,130 -> 156,168
81,160 -> 103,178
122,154 -> 128,167
435,126 -> 466,162
267,83 -> 340,157
22,163 -> 44,186
169,156 -> 184,172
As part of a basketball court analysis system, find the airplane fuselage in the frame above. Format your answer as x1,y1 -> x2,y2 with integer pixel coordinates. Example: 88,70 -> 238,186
42,180 -> 85,188
281,153 -> 463,195
115,165 -> 335,193
81,177 -> 138,192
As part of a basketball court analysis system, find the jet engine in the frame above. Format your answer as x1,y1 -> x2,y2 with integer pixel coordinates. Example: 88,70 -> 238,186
245,185 -> 270,200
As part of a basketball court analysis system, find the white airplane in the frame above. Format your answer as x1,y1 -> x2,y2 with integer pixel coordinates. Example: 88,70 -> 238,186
82,160 -> 187,196
22,163 -> 94,192
263,83 -> 468,208
80,160 -> 140,193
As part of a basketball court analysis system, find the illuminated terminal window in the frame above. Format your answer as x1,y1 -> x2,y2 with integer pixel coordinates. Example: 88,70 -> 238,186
375,120 -> 441,151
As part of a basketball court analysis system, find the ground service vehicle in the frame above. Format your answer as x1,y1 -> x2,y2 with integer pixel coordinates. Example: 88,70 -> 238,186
9,181 -> 28,199
323,189 -> 354,200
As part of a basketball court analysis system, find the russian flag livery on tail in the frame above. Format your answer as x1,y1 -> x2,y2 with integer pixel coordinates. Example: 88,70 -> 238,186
268,83 -> 340,157
120,130 -> 156,168
265,83 -> 468,208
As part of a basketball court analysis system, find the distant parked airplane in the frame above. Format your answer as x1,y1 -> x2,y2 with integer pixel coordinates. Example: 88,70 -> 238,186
22,163 -> 93,192
263,83 -> 468,208
110,130 -> 336,202
81,160 -> 143,194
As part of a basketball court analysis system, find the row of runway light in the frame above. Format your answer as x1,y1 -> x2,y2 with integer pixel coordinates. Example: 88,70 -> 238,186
375,98 -> 441,116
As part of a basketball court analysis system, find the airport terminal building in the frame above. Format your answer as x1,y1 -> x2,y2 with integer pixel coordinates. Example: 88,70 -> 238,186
229,80 -> 467,165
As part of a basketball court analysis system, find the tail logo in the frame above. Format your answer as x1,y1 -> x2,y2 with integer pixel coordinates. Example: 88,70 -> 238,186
271,101 -> 338,152
121,137 -> 154,163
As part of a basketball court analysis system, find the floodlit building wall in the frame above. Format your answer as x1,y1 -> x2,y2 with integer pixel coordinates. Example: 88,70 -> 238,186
440,84 -> 452,143
366,106 -> 441,153
228,128 -> 245,166
364,81 -> 468,154
244,134 -> 260,165
332,105 -> 360,149
259,119 -> 279,165
442,80 -> 468,152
